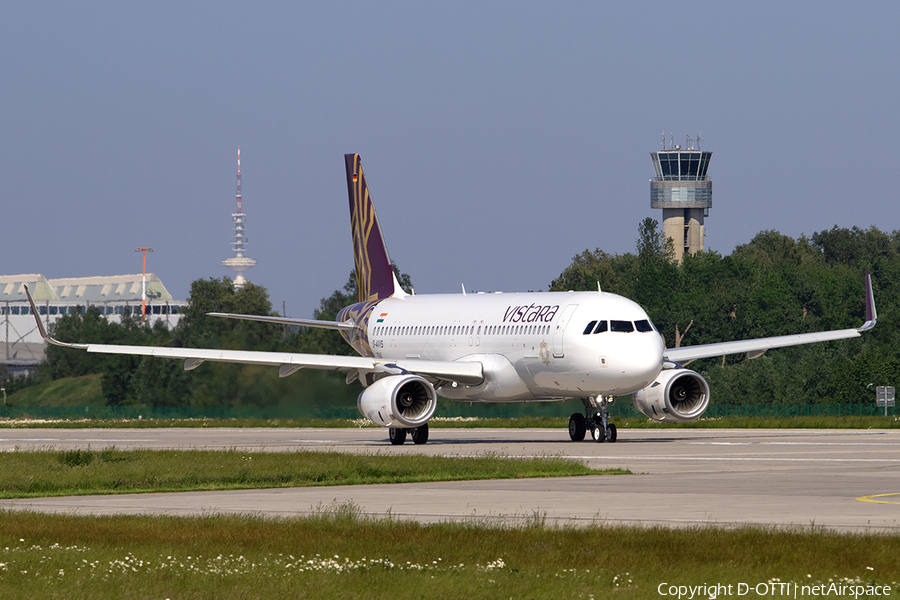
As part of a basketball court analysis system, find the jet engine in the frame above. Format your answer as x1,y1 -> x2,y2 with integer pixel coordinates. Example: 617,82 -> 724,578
357,374 -> 438,428
632,369 -> 710,423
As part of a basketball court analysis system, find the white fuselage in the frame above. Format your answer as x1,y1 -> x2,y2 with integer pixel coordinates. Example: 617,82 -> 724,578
363,291 -> 665,402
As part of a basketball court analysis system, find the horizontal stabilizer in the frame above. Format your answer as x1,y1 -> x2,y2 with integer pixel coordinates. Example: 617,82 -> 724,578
207,312 -> 355,331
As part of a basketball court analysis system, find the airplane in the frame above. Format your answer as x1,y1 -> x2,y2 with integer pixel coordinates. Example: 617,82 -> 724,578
27,154 -> 878,445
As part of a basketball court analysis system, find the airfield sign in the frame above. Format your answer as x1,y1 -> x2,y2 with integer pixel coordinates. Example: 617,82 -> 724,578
876,386 -> 895,416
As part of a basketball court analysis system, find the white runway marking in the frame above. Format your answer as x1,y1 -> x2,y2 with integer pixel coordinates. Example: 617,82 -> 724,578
556,455 -> 900,463
0,438 -> 155,443
692,441 -> 900,446
288,440 -> 344,444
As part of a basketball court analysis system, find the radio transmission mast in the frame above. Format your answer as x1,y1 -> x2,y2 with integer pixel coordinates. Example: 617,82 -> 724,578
222,146 -> 257,289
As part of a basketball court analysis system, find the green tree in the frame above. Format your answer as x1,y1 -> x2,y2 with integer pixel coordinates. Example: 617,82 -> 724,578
636,217 -> 674,266
812,225 -> 896,269
550,222 -> 899,406
173,278 -> 278,349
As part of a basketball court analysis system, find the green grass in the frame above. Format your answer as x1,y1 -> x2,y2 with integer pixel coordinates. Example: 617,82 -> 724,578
0,449 -> 622,499
0,508 -> 897,599
5,374 -> 105,407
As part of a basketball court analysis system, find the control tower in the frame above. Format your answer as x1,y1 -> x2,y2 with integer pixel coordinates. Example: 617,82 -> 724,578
650,135 -> 712,262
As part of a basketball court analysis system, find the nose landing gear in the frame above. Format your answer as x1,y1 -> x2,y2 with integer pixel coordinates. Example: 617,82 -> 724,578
569,396 -> 617,443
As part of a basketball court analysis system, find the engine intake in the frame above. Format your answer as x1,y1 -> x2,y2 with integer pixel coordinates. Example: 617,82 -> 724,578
632,368 -> 710,423
357,374 -> 437,428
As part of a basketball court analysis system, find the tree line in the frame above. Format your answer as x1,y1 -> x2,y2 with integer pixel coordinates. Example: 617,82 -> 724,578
551,220 -> 899,405
6,224 -> 897,408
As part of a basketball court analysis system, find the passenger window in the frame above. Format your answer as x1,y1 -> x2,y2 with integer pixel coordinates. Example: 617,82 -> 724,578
593,321 -> 608,334
635,319 -> 653,332
583,320 -> 597,335
610,320 -> 634,333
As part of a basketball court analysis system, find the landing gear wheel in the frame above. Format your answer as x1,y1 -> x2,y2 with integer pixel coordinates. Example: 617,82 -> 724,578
568,413 -> 586,441
591,424 -> 606,443
606,423 -> 617,443
411,423 -> 429,445
388,427 -> 407,445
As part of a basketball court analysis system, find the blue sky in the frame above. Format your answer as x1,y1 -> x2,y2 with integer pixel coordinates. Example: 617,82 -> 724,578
3,2 -> 897,316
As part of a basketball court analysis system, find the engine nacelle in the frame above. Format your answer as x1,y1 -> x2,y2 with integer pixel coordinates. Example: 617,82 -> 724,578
357,374 -> 437,428
632,368 -> 710,423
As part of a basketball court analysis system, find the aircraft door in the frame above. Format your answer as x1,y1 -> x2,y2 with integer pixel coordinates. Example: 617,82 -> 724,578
552,304 -> 578,358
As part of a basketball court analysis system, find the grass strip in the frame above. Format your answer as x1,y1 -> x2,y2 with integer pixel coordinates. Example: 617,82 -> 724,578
1,414 -> 899,429
0,449 -> 622,499
0,508 -> 897,599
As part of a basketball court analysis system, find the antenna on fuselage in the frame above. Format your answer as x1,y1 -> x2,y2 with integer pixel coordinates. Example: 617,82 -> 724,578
597,281 -> 602,295
461,283 -> 467,296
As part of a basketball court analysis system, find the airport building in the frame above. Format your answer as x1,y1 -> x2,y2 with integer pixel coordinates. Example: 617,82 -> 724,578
650,137 -> 713,262
1,273 -> 186,375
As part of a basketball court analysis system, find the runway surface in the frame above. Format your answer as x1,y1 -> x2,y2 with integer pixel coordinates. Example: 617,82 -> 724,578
0,427 -> 898,532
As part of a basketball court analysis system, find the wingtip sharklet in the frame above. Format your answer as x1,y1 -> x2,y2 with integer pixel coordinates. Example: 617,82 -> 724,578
859,270 -> 877,332
23,284 -> 89,349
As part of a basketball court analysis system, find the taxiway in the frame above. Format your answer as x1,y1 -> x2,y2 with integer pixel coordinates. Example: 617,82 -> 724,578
0,427 -> 897,532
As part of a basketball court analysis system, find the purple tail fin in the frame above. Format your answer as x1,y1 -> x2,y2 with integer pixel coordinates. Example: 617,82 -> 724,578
344,154 -> 402,302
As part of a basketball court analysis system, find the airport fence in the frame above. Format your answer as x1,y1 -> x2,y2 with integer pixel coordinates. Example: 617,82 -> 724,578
0,401 -> 893,421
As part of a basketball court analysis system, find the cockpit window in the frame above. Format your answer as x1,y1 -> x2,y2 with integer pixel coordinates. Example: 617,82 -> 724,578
583,320 -> 597,335
610,320 -> 634,333
593,320 -> 608,334
635,319 -> 654,333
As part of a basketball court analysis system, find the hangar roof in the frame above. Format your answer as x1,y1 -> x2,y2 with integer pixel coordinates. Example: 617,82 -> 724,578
0,274 -> 175,303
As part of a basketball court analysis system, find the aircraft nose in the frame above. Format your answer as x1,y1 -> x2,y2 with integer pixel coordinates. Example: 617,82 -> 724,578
615,337 -> 663,388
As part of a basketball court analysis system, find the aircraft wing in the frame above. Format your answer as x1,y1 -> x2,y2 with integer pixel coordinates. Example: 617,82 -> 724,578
207,312 -> 354,331
665,271 -> 877,364
665,328 -> 864,363
61,343 -> 484,384
24,286 -> 484,386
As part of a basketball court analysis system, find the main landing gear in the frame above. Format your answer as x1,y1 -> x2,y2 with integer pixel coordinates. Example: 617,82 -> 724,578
569,396 -> 617,443
388,423 -> 429,446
